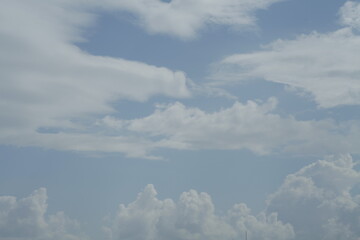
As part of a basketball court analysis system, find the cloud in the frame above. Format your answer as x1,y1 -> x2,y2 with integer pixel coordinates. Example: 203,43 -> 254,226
100,0 -> 285,39
0,188 -> 87,240
106,155 -> 360,240
105,184 -> 294,240
3,0 -> 359,158
340,1 -> 360,31
99,98 -> 360,156
267,154 -> 360,239
0,0 -> 190,157
2,155 -> 359,239
0,0 -> 286,157
212,1 -> 360,108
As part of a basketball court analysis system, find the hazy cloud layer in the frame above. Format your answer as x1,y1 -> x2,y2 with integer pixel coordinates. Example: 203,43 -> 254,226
0,188 -> 87,240
106,155 -> 360,240
213,1 -> 360,108
99,0 -> 285,39
100,98 -> 360,156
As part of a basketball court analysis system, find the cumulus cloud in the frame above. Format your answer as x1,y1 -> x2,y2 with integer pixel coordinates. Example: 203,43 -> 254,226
0,188 -> 87,240
267,154 -> 360,240
2,155 -> 359,240
106,155 -> 360,240
105,184 -> 294,240
212,1 -> 360,108
99,98 -> 360,156
100,0 -> 285,39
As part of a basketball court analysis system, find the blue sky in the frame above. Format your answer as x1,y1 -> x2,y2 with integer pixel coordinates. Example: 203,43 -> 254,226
1,0 -> 360,240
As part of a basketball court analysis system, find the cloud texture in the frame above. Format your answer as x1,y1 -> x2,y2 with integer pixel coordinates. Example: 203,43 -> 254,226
105,184 -> 294,240
99,0 -> 285,39
0,0 -> 286,157
213,1 -> 360,108
0,0 -> 191,157
0,188 -> 87,240
1,155 -> 359,240
2,0 -> 360,158
340,1 -> 360,31
105,155 -> 360,240
267,154 -> 360,239
100,98 -> 360,156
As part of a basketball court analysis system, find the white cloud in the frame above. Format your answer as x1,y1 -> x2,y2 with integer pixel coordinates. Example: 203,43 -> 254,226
3,0 -> 360,158
99,0 -> 285,39
0,188 -> 87,240
2,155 -> 359,240
212,1 -> 360,108
0,0 -> 286,157
340,1 -> 360,31
105,184 -> 294,240
267,154 -> 360,239
100,98 -> 360,156
106,155 -> 360,240
0,0 -> 190,157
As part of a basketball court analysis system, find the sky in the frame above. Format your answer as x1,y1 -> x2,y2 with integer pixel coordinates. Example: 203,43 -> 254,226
1,0 -> 360,239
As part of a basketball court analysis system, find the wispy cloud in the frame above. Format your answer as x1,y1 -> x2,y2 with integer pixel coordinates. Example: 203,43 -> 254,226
97,0 -> 285,39
340,1 -> 360,31
0,0 -> 287,157
0,0 -> 190,158
212,1 -> 360,108
3,0 -> 360,158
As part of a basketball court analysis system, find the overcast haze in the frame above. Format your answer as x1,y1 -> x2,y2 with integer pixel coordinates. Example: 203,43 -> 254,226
1,0 -> 360,239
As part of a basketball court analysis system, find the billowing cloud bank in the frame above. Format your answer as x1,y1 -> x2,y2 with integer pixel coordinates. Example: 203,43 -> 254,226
267,154 -> 360,239
213,1 -> 360,108
1,155 -> 359,239
105,155 -> 360,240
0,188 -> 87,240
104,184 -> 294,240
